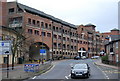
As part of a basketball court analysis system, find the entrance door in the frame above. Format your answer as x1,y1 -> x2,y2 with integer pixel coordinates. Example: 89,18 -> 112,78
3,57 -> 8,64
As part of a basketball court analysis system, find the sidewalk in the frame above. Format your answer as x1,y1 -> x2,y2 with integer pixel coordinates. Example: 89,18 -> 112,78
1,61 -> 52,80
94,59 -> 119,70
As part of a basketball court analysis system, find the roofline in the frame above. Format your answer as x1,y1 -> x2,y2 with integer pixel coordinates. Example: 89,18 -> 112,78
105,38 -> 120,45
14,2 -> 76,29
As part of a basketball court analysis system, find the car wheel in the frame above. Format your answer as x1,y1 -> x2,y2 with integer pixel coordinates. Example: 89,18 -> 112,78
86,74 -> 90,78
71,74 -> 75,79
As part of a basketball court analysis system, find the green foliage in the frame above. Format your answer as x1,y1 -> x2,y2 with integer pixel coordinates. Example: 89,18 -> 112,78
101,55 -> 108,61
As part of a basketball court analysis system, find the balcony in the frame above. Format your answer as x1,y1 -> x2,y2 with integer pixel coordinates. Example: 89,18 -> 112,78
9,23 -> 22,28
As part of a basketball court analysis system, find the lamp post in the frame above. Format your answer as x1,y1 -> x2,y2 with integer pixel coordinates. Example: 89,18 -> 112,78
5,51 -> 9,78
41,24 -> 44,64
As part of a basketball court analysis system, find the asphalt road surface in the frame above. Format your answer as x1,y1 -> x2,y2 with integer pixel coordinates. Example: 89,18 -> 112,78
26,59 -> 119,80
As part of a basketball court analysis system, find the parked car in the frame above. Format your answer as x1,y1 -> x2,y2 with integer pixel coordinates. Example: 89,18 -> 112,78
91,56 -> 100,59
71,63 -> 90,78
81,56 -> 87,59
74,56 -> 80,60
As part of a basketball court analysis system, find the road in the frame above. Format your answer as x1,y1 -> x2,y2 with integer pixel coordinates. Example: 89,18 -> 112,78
26,59 -> 119,80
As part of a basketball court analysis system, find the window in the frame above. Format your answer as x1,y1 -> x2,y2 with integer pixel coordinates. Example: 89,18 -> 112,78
32,20 -> 35,25
9,17 -> 22,24
67,38 -> 69,41
67,45 -> 69,49
45,23 -> 48,28
54,43 -> 57,47
58,43 -> 61,48
71,39 -> 73,42
63,37 -> 66,41
53,26 -> 55,31
56,27 -> 58,32
71,46 -> 73,49
73,33 -> 74,36
34,30 -> 39,35
41,32 -> 46,36
28,29 -> 32,34
80,41 -> 82,44
60,51 -> 62,54
63,44 -> 66,49
74,46 -> 76,50
59,28 -> 61,32
41,22 -> 44,27
68,31 -> 70,34
65,30 -> 67,34
57,51 -> 59,54
18,8 -> 23,13
47,33 -> 51,37
53,34 -> 57,39
66,52 -> 67,55
110,48 -> 113,52
54,51 -> 55,54
28,18 -> 31,24
74,40 -> 76,43
84,41 -> 86,44
58,35 -> 61,39
49,24 -> 51,29
62,29 -> 64,33
37,21 -> 40,26
88,48 -> 90,52
70,32 -> 72,36
9,8 -> 14,13
81,28 -> 84,31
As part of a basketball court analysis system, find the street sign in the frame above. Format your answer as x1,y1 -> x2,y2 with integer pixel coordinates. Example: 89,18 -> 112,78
40,49 -> 46,55
24,64 -> 39,72
0,41 -> 12,55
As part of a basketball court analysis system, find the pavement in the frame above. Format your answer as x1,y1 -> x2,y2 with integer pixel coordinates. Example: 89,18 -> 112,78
94,59 -> 119,70
1,61 -> 53,80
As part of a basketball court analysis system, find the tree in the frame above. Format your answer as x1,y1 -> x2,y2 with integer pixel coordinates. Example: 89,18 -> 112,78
11,28 -> 35,70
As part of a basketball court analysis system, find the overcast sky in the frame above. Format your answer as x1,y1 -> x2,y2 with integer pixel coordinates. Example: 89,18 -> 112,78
7,0 -> 119,33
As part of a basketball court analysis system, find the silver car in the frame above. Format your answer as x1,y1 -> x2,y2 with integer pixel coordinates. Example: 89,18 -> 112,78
71,63 -> 90,78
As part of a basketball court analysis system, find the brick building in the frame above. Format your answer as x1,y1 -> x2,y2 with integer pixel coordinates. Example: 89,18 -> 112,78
0,1 -> 24,64
103,29 -> 120,64
1,1 -> 106,62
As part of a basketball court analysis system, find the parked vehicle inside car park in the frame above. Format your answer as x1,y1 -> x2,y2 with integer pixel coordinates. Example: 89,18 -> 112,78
71,63 -> 90,78
81,56 -> 87,59
91,56 -> 100,59
74,56 -> 80,60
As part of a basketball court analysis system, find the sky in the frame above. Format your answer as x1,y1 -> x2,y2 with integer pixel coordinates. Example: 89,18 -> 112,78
7,0 -> 119,33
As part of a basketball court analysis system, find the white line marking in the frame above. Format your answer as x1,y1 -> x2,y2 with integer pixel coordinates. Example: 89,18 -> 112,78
42,65 -> 55,75
94,63 -> 110,79
32,76 -> 36,79
69,74 -> 71,77
65,76 -> 69,79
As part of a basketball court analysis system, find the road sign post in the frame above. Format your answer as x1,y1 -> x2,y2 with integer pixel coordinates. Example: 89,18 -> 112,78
40,49 -> 46,64
7,55 -> 9,78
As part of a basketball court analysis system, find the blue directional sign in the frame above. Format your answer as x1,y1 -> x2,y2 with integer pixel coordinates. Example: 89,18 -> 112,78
40,49 -> 46,53
0,41 -> 12,55
1,42 -> 4,46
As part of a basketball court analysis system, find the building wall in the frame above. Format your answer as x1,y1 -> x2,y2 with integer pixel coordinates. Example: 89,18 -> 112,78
5,2 -> 106,61
0,0 -> 7,26
0,27 -> 18,64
